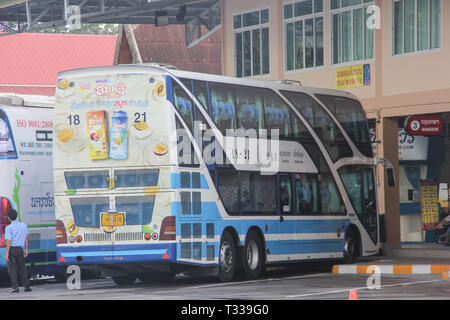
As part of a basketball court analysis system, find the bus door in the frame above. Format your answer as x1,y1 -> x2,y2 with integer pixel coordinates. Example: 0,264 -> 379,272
339,166 -> 378,246
278,174 -> 297,255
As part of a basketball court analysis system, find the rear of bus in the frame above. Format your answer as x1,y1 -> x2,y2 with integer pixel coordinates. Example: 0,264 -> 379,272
54,67 -> 178,277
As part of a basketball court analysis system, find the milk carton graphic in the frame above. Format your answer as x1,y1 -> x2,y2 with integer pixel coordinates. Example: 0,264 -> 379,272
86,110 -> 108,160
110,110 -> 128,159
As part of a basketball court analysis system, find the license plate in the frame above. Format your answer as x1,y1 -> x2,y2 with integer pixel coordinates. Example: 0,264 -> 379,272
101,213 -> 125,227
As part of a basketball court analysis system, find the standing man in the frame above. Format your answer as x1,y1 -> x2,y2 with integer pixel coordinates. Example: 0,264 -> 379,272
4,209 -> 31,293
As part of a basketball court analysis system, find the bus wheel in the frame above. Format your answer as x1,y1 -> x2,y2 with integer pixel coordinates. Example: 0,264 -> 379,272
343,230 -> 359,264
112,274 -> 137,285
218,231 -> 237,282
241,231 -> 265,280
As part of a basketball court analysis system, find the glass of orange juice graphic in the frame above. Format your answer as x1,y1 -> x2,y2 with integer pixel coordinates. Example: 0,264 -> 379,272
86,111 -> 108,160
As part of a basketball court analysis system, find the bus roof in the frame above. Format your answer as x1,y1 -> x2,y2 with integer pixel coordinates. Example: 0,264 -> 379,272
58,64 -> 360,102
0,93 -> 54,108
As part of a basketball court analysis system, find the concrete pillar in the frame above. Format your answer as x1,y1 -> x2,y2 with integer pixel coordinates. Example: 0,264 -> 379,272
381,117 -> 401,248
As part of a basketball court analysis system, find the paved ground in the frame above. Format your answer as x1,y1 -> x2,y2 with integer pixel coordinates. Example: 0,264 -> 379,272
0,257 -> 448,302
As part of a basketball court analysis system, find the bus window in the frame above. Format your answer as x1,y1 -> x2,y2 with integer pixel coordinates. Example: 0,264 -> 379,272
279,175 -> 293,215
263,92 -> 291,139
0,110 -> 17,159
216,168 -> 239,215
295,173 -> 319,215
115,196 -> 155,225
172,81 -> 194,132
70,197 -> 109,228
192,80 -> 209,112
280,90 -> 352,162
209,83 -> 237,134
235,87 -> 264,132
320,174 -> 345,215
290,110 -> 311,140
240,172 -> 277,215
315,94 -> 372,157
64,170 -> 109,189
114,169 -> 159,187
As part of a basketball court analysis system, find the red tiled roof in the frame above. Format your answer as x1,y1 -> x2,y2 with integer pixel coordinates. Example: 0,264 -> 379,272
0,32 -> 118,95
132,24 -> 221,75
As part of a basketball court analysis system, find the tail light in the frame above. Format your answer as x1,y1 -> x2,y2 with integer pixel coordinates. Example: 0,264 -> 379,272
56,220 -> 68,244
159,216 -> 176,241
0,198 -> 12,247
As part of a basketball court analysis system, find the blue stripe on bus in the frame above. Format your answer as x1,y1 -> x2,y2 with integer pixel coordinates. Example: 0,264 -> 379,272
57,243 -> 176,265
266,240 -> 343,254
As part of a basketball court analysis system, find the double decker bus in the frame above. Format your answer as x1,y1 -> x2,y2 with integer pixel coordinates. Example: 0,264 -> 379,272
54,65 -> 393,284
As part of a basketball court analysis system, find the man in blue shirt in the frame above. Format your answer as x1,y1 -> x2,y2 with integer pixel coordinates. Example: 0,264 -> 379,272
4,209 -> 31,293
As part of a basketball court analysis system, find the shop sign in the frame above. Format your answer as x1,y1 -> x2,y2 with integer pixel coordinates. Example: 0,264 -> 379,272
405,116 -> 443,136
336,64 -> 371,89
420,179 -> 440,231
368,128 -> 429,160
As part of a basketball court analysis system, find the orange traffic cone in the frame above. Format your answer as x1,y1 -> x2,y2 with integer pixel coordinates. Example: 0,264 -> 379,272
349,289 -> 359,300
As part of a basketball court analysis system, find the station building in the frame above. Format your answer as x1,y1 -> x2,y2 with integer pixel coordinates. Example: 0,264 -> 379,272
220,0 -> 450,246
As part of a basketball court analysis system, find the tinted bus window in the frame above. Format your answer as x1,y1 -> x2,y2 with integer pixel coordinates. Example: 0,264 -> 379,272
209,83 -> 237,134
235,86 -> 264,132
295,173 -> 319,215
216,168 -> 239,215
263,91 -> 291,139
172,81 -> 194,132
240,172 -> 277,215
280,90 -> 352,162
0,110 -> 17,159
192,80 -> 209,112
315,94 -> 372,157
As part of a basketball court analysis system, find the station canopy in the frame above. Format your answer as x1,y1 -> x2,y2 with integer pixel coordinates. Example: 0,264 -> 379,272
0,0 -> 220,47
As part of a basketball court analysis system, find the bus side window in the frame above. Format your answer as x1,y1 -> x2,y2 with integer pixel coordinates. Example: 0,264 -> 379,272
263,92 -> 291,139
172,81 -> 194,132
295,173 -> 319,215
216,168 -> 239,215
0,110 -> 17,158
192,80 -> 209,113
235,87 -> 264,133
209,83 -> 236,135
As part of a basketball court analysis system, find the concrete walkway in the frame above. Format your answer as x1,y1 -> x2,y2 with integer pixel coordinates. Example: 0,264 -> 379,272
332,243 -> 450,275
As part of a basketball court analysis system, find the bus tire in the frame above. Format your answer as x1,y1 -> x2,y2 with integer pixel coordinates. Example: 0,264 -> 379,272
241,231 -> 265,280
218,231 -> 237,282
343,229 -> 359,264
112,274 -> 137,285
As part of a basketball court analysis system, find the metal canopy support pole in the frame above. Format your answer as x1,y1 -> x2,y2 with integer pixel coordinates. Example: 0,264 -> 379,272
185,0 -> 220,48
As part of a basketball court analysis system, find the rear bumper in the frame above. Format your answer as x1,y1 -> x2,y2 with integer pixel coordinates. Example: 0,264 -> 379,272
57,243 -> 176,265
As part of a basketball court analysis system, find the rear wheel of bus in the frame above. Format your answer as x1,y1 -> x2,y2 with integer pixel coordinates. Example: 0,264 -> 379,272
240,230 -> 265,280
218,230 -> 237,282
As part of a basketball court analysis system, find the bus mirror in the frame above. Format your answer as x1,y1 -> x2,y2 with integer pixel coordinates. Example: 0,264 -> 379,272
386,168 -> 395,187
